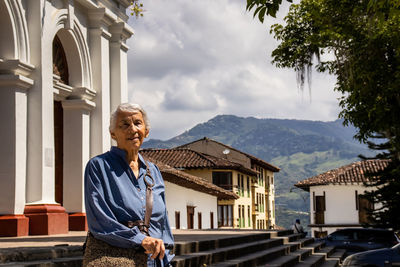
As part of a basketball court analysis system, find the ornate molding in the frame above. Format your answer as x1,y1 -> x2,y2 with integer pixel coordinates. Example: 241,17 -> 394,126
4,0 -> 30,63
88,8 -> 117,29
0,74 -> 34,90
109,21 -> 133,42
62,98 -> 96,111
70,86 -> 97,100
53,74 -> 73,100
0,59 -> 35,76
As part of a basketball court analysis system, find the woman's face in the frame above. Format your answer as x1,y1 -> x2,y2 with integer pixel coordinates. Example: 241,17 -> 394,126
110,110 -> 149,152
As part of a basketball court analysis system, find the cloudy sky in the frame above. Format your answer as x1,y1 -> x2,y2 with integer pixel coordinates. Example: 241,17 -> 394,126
126,0 -> 342,140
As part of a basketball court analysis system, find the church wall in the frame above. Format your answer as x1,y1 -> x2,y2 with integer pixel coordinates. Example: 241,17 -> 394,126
0,0 -> 134,236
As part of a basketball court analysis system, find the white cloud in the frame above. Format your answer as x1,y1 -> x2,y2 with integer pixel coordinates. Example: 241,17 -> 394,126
127,0 -> 341,140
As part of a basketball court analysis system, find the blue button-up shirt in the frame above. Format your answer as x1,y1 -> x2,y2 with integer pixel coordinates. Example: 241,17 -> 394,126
84,146 -> 174,266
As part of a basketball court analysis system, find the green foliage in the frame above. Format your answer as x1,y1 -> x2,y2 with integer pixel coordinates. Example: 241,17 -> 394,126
249,0 -> 400,229
246,0 -> 292,20
276,207 -> 309,233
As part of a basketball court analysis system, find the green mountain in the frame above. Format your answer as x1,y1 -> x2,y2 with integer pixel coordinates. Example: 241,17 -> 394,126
143,115 -> 371,229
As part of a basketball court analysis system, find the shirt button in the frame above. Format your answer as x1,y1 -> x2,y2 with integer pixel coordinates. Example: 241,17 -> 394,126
137,188 -> 141,192
141,197 -> 144,200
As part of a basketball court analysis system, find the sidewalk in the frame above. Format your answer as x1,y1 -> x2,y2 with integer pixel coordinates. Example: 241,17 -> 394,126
0,229 -> 270,249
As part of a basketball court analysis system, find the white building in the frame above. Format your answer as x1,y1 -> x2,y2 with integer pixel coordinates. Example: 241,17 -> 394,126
148,158 -> 238,230
295,159 -> 389,238
0,0 -> 133,236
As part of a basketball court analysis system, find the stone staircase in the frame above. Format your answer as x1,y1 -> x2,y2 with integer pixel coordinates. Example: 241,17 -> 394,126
0,230 -> 346,266
171,230 -> 346,267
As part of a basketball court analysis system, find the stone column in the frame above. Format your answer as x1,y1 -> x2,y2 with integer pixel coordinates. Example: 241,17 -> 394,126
0,60 -> 34,237
62,98 -> 95,231
88,8 -> 115,157
109,22 -> 133,112
23,0 -> 68,235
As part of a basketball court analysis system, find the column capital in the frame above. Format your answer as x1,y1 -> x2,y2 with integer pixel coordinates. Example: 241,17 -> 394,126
0,74 -> 34,90
0,59 -> 35,76
53,75 -> 73,100
88,7 -> 117,28
70,86 -> 97,101
109,21 -> 134,42
62,99 -> 96,111
90,28 -> 112,40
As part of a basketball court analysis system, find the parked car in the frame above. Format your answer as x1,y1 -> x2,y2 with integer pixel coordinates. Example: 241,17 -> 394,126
342,243 -> 400,267
323,228 -> 399,256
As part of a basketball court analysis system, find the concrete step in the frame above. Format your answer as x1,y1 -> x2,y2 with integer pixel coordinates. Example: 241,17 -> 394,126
288,238 -> 315,250
292,254 -> 325,267
272,233 -> 305,244
315,246 -> 335,257
257,254 -> 300,267
0,256 -> 83,266
208,244 -> 292,267
0,246 -> 82,265
327,249 -> 346,263
312,246 -> 336,263
173,232 -> 272,256
172,238 -> 284,267
319,258 -> 340,267
290,248 -> 313,261
276,230 -> 296,237
301,241 -> 326,254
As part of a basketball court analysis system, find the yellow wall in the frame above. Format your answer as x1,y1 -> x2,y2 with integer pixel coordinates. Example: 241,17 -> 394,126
181,167 -> 276,229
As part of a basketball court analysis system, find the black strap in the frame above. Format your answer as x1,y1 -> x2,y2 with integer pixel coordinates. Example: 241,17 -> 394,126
294,223 -> 304,233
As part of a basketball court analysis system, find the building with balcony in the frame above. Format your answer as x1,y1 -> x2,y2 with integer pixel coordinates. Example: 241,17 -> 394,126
144,156 -> 238,230
141,137 -> 280,230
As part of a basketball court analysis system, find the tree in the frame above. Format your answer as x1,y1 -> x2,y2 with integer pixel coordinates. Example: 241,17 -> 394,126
247,0 -> 400,229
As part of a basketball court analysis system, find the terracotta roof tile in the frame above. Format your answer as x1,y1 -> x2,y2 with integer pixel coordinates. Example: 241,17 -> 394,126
142,155 -> 238,200
295,159 -> 390,191
140,148 -> 257,176
178,137 -> 280,172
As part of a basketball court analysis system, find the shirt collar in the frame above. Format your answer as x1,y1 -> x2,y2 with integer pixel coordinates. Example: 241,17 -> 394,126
110,146 -> 146,170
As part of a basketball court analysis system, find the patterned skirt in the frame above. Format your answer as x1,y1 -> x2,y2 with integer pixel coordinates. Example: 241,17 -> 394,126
83,233 -> 148,267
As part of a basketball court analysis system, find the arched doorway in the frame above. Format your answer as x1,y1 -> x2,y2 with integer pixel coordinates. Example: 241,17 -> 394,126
50,27 -> 94,231
0,1 -> 16,59
53,35 -> 69,205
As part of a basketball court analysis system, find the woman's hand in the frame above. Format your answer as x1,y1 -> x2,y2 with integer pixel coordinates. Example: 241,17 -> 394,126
141,236 -> 165,260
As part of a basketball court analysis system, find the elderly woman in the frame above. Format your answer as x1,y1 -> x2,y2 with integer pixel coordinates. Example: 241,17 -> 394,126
83,103 -> 174,267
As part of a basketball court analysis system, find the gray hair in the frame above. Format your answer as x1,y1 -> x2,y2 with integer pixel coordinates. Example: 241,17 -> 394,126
109,103 -> 150,132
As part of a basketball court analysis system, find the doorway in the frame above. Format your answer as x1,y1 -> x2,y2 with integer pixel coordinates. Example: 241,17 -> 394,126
54,101 -> 63,205
187,206 -> 195,229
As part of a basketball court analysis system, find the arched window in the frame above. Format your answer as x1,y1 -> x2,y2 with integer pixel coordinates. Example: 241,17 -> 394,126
53,35 -> 69,85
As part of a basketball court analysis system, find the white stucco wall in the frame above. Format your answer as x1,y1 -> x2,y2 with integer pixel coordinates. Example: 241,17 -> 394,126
164,181 -> 218,230
311,184 -> 374,225
0,0 -> 132,217
309,184 -> 378,236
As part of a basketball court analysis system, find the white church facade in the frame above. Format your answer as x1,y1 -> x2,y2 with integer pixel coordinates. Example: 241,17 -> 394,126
0,0 -> 133,236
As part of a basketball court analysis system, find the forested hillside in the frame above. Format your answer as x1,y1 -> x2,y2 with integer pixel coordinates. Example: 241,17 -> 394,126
143,115 -> 370,229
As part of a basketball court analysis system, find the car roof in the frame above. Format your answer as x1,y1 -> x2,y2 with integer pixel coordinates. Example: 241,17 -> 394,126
334,228 -> 393,232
